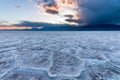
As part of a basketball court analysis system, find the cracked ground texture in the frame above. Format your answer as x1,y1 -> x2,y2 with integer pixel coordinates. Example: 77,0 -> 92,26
0,31 -> 120,80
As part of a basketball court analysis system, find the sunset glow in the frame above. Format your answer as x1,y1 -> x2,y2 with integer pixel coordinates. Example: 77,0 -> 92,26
1,0 -> 120,30
34,0 -> 80,25
0,26 -> 32,30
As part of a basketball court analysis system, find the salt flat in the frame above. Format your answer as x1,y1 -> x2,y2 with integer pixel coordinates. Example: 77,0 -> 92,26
0,31 -> 120,80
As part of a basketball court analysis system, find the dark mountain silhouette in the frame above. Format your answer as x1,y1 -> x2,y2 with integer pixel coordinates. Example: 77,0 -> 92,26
31,24 -> 120,31
1,21 -> 120,31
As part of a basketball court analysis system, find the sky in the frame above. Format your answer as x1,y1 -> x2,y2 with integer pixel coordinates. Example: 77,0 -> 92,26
0,0 -> 120,30
0,0 -> 78,26
0,0 -> 60,25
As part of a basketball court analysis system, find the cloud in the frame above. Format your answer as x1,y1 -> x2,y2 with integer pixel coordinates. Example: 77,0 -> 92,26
13,21 -> 53,27
12,21 -> 120,31
15,5 -> 21,8
0,20 -> 119,31
79,0 -> 120,25
65,19 -> 79,23
64,15 -> 74,19
46,9 -> 58,14
29,0 -> 120,25
13,21 -> 73,27
0,20 -> 9,25
30,0 -> 79,25
2,21 -> 8,23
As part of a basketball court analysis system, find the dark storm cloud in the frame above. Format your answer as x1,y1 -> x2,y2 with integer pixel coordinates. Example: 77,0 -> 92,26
64,15 -> 73,19
79,0 -> 120,25
46,9 -> 58,14
65,19 -> 79,23
31,0 -> 120,25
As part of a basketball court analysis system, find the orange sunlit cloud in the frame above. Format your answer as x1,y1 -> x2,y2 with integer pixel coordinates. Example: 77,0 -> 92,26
44,5 -> 60,11
55,0 -> 78,8
36,0 -> 80,25
73,12 -> 80,20
0,26 -> 32,30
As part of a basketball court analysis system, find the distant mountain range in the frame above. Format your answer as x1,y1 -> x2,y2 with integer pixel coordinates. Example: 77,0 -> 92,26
37,24 -> 120,31
1,24 -> 120,31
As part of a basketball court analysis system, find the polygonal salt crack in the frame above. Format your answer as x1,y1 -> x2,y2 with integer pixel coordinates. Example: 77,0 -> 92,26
82,61 -> 120,80
49,50 -> 84,77
0,51 -> 17,79
16,45 -> 53,70
1,68 -> 50,80
54,75 -> 78,80
105,51 -> 120,67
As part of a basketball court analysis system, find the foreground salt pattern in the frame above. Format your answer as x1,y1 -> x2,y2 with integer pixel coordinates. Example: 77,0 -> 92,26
0,31 -> 120,80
